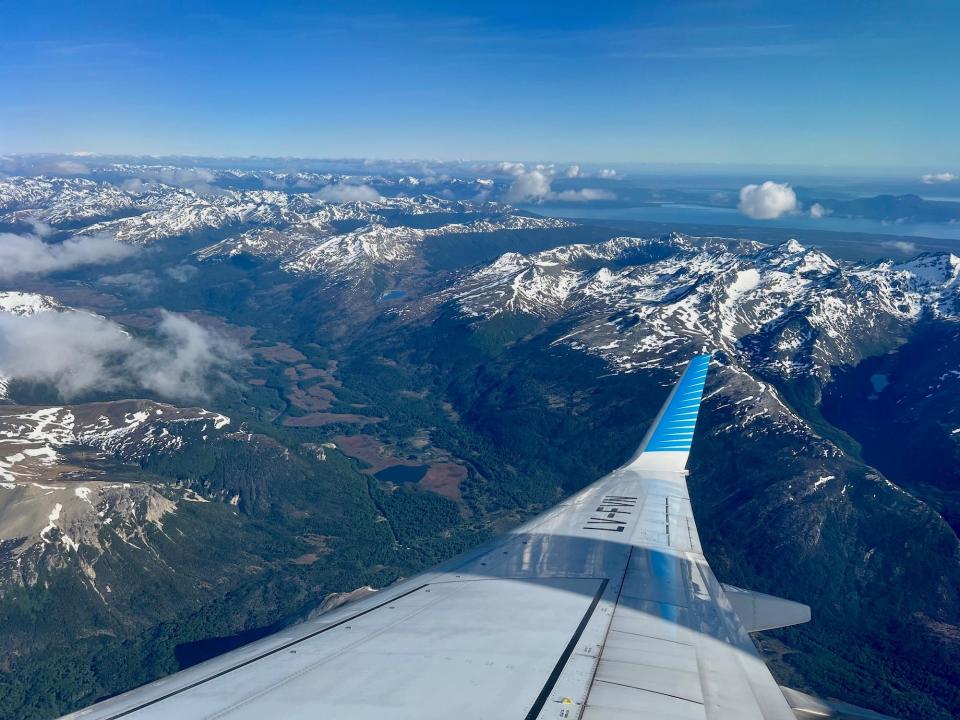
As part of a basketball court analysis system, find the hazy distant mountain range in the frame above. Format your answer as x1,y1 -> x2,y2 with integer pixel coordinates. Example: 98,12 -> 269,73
0,166 -> 958,719
4,154 -> 960,226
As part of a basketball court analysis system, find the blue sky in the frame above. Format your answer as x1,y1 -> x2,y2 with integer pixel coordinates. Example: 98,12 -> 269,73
1,0 -> 957,170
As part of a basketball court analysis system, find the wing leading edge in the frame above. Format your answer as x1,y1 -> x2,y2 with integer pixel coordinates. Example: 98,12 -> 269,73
62,355 -> 820,720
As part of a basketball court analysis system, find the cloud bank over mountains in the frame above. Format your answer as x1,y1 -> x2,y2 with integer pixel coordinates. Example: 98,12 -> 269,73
504,164 -> 617,203
0,310 -> 239,401
881,240 -> 918,255
1,154 -> 622,210
0,230 -> 137,279
313,183 -> 382,202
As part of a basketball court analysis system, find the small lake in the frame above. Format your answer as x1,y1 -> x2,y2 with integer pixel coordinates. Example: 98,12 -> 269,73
375,464 -> 429,483
869,373 -> 890,398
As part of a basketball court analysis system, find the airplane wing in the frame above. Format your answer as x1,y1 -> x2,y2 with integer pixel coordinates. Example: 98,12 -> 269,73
63,355 -> 836,720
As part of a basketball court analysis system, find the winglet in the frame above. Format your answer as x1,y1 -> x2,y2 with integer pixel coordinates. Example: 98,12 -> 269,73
627,354 -> 711,472
780,686 -> 900,720
721,584 -> 810,632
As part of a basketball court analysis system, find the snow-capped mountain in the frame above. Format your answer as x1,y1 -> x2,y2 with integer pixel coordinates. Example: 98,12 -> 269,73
434,234 -> 960,379
0,399 -> 230,587
75,189 -> 356,244
0,291 -> 64,317
197,214 -> 573,283
0,172 -> 543,249
0,177 -> 136,225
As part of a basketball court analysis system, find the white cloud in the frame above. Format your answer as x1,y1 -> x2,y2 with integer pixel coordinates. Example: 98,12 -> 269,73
313,183 -> 382,202
98,271 -> 161,295
497,161 -> 527,176
809,202 -> 830,219
0,311 -> 238,401
99,265 -> 197,296
0,312 -> 128,399
166,264 -> 199,283
564,164 -> 581,178
128,313 -> 239,400
921,172 -> 957,184
505,166 -> 618,204
553,188 -> 616,202
24,217 -> 55,238
120,178 -> 148,193
737,181 -> 797,219
51,160 -> 90,175
121,167 -> 219,193
291,177 -> 320,190
159,167 -> 216,186
881,240 -> 918,255
505,170 -> 553,202
0,231 -> 137,279
597,168 -> 618,178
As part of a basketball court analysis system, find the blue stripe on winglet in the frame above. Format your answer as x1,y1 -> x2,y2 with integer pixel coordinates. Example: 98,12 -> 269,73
643,355 -> 711,453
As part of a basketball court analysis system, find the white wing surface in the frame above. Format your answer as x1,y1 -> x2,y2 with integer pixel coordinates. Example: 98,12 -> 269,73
63,354 -> 814,720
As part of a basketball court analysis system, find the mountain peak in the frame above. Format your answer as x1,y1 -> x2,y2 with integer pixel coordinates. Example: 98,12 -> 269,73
0,291 -> 62,317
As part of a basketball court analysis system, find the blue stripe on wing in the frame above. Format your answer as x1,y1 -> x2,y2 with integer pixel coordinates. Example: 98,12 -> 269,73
644,355 -> 711,453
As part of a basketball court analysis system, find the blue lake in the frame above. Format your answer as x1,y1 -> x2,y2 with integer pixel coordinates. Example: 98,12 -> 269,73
375,465 -> 428,483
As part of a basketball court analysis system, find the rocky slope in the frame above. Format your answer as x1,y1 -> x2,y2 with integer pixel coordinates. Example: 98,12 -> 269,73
0,400 -> 230,591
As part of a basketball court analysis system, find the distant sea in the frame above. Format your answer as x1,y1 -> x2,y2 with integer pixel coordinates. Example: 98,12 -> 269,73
529,202 -> 960,241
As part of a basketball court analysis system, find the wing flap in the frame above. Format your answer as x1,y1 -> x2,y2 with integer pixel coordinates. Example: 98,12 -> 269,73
583,680 -> 707,720
67,577 -> 608,720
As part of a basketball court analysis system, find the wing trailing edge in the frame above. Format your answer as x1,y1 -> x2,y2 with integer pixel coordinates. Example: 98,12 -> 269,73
722,583 -> 811,632
627,353 -> 711,472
